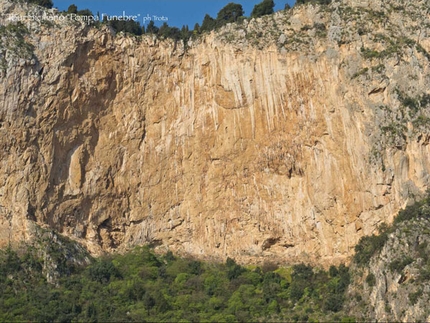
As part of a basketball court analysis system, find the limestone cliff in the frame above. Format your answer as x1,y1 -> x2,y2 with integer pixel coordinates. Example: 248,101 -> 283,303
0,0 -> 429,266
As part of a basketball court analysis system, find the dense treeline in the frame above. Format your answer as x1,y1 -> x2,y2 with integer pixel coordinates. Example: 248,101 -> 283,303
100,0 -> 282,39
18,0 -> 334,40
0,245 -> 354,322
19,0 -> 293,39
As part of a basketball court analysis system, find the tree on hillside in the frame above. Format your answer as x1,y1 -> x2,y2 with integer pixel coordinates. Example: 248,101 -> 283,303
215,2 -> 244,28
77,9 -> 93,16
158,22 -> 171,38
67,4 -> 78,14
193,23 -> 200,34
181,25 -> 190,42
146,21 -> 159,35
201,14 -> 216,32
251,0 -> 275,18
158,23 -> 182,41
169,27 -> 181,41
106,17 -> 143,35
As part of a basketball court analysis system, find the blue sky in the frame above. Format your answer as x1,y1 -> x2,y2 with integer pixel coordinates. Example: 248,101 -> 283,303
54,0 -> 296,28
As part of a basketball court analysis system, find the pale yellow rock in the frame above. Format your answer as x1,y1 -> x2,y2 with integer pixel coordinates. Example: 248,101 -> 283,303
0,0 -> 429,267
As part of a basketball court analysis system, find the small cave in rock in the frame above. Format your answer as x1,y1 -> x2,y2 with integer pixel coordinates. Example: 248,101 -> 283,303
262,237 -> 280,250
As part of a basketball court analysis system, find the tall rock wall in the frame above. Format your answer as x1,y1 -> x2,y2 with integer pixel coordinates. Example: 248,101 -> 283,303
0,0 -> 429,266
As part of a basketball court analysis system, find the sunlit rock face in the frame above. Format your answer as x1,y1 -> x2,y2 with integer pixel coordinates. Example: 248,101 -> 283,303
0,0 -> 429,266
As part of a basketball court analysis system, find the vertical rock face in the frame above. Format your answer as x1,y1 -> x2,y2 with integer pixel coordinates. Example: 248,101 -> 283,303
0,0 -> 429,266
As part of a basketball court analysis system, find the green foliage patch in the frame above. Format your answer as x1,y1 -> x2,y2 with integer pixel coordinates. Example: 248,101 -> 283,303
393,194 -> 430,225
354,230 -> 389,266
361,36 -> 423,61
409,289 -> 423,305
365,273 -> 376,287
296,0 -> 332,5
251,0 -> 275,18
0,244 -> 353,322
389,256 -> 414,273
0,22 -> 34,62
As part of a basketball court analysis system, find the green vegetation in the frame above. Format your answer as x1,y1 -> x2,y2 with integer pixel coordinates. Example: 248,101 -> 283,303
397,90 -> 430,118
62,2 -> 243,42
396,89 -> 430,130
295,0 -> 331,5
360,36 -> 428,62
0,194 -> 418,321
30,0 -> 289,42
65,4 -> 95,17
360,47 -> 382,59
365,273 -> 376,287
296,0 -> 331,5
354,193 -> 430,267
63,4 -> 144,35
0,244 -> 354,322
389,256 -> 413,273
21,0 -> 53,9
107,19 -> 144,36
380,122 -> 407,143
10,0 -> 293,45
393,194 -> 430,225
413,115 -> 430,129
9,0 -> 53,8
349,196 -> 430,320
215,3 -> 244,27
371,64 -> 385,73
251,0 -> 275,18
354,227 -> 389,266
0,22 -> 35,72
372,87 -> 430,157
351,67 -> 369,79
314,22 -> 327,37
200,14 -> 216,33
32,0 -> 53,8
146,21 -> 159,35
409,289 -> 423,305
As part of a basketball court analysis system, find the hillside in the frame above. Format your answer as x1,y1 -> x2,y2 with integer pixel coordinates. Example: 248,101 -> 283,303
346,194 -> 430,321
0,0 -> 429,268
2,196 -> 430,321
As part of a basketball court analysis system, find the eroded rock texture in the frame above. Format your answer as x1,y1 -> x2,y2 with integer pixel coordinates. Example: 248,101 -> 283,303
0,0 -> 429,266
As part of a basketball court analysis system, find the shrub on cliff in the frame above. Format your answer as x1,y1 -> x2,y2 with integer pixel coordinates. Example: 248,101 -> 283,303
296,0 -> 331,5
27,0 -> 53,9
354,231 -> 389,266
393,193 -> 430,224
108,19 -> 143,36
10,0 -> 52,9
